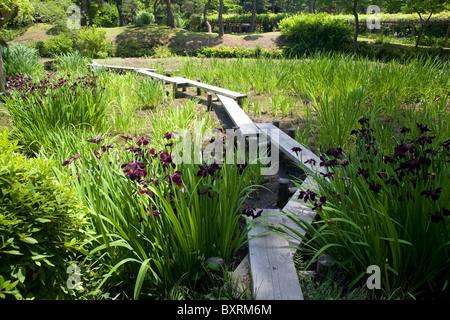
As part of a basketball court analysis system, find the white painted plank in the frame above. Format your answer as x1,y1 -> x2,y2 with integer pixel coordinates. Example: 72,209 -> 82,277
216,94 -> 259,136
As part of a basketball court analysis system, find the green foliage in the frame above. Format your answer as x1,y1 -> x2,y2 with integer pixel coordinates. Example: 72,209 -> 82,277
284,119 -> 450,298
74,27 -> 114,59
0,128 -> 88,299
3,73 -> 111,153
134,11 -> 155,27
92,3 -> 120,28
115,38 -> 152,57
1,44 -> 44,78
194,46 -> 283,58
42,33 -> 74,57
279,13 -> 353,55
53,51 -> 88,78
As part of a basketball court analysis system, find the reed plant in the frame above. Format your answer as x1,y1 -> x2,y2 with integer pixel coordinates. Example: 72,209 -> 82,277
64,130 -> 261,298
3,73 -> 111,153
282,118 -> 450,299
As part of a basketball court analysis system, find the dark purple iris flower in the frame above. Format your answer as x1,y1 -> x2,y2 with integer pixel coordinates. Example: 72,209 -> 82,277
326,148 -> 342,158
417,123 -> 430,133
63,154 -> 81,166
369,181 -> 382,194
421,188 -> 441,201
319,156 -> 339,167
242,207 -> 263,219
121,135 -> 133,141
357,167 -> 369,179
298,189 -> 317,202
399,127 -> 411,134
137,137 -> 149,146
87,137 -> 104,144
304,158 -> 317,166
125,169 -> 147,180
164,132 -> 174,139
292,146 -> 302,153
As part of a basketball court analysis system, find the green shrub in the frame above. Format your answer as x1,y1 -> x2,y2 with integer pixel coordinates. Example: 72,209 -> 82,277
74,27 -> 113,59
279,13 -> 353,55
43,33 -> 74,57
32,41 -> 46,57
194,46 -> 284,59
92,3 -> 120,28
114,38 -> 152,57
1,44 -> 45,78
0,129 -> 89,299
134,11 -> 155,27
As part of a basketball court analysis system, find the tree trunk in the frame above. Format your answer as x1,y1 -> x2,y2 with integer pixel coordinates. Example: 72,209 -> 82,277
250,0 -> 256,33
203,0 -> 212,33
414,9 -> 433,49
116,0 -> 124,26
166,0 -> 175,28
352,1 -> 359,53
309,0 -> 315,14
86,0 -> 92,26
153,0 -> 159,24
443,23 -> 450,47
0,46 -> 5,93
218,0 -> 224,37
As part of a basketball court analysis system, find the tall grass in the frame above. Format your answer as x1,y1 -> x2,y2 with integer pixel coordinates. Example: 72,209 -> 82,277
65,129 -> 261,298
4,74 -> 111,153
2,44 -> 45,79
282,118 -> 450,299
54,51 -> 89,78
179,53 -> 449,152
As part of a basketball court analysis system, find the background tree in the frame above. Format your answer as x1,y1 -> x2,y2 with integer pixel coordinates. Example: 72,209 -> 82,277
403,0 -> 448,48
218,0 -> 224,36
166,0 -> 175,27
250,0 -> 256,32
203,0 -> 212,32
115,0 -> 124,25
320,0 -> 375,53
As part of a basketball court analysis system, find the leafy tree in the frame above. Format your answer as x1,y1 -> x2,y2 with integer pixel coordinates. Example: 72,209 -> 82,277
320,0 -> 376,53
402,0 -> 448,48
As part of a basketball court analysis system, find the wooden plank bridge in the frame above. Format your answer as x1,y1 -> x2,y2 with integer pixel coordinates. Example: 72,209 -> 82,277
89,61 -> 323,300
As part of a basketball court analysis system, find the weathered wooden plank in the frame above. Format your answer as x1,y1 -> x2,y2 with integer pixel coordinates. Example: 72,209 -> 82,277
248,209 -> 304,300
256,123 -> 326,176
216,94 -> 259,136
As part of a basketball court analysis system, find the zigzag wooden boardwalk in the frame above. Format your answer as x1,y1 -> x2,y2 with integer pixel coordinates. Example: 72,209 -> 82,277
90,61 -> 322,300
